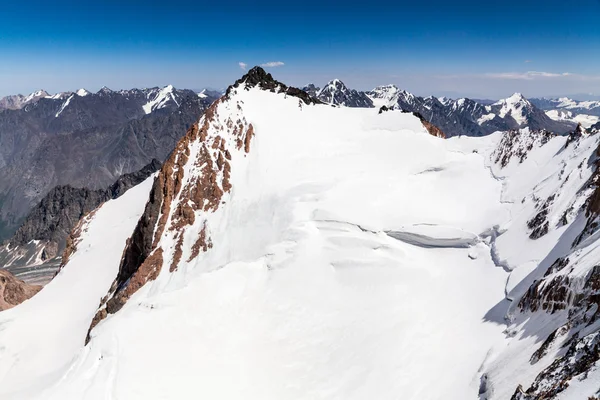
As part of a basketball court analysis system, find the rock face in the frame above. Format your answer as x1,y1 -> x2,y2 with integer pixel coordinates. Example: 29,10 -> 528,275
0,160 -> 162,283
474,126 -> 600,399
0,86 -> 218,240
410,111 -> 446,138
229,66 -> 321,105
0,269 -> 41,311
86,68 -> 272,342
317,79 -> 374,107
301,84 -> 320,97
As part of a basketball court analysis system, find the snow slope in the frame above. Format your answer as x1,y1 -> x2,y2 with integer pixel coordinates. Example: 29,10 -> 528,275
0,176 -> 155,398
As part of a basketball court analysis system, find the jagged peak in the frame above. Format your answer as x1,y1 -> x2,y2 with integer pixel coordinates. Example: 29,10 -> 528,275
369,84 -> 400,98
97,86 -> 113,94
495,92 -> 530,106
321,79 -> 348,91
24,89 -> 50,102
228,66 -> 321,105
231,66 -> 278,90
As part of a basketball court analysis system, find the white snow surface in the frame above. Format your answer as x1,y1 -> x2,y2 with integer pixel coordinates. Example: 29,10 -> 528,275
0,176 -> 155,399
2,86 -> 600,399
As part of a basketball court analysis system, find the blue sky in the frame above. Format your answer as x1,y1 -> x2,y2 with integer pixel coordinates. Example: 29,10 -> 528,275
1,0 -> 599,98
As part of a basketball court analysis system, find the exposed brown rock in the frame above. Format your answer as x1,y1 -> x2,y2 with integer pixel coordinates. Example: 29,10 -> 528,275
0,269 -> 42,311
410,112 -> 446,138
188,223 -> 212,263
170,234 -> 184,273
244,125 -> 255,153
86,89 -> 255,341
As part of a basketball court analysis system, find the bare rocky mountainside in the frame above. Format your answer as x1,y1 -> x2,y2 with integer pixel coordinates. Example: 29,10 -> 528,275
0,86 -> 218,240
0,159 -> 162,284
0,269 -> 41,311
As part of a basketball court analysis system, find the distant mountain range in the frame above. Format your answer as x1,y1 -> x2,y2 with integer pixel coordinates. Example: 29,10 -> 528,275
0,85 -> 220,240
304,80 -> 576,137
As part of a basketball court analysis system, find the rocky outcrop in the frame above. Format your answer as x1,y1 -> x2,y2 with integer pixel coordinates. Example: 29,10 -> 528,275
512,262 -> 600,399
87,80 -> 255,342
0,269 -> 41,311
229,66 -> 321,105
302,84 -> 320,97
503,131 -> 600,398
493,129 -> 554,168
411,111 -> 446,138
527,194 -> 555,240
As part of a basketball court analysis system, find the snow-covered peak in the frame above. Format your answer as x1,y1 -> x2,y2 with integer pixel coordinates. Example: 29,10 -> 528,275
142,84 -> 179,114
316,79 -> 373,107
368,84 -> 401,106
493,92 -> 529,107
97,86 -> 113,94
76,88 -> 91,97
318,79 -> 349,96
507,92 -> 525,102
23,89 -> 50,103
46,92 -> 72,100
492,92 -> 534,126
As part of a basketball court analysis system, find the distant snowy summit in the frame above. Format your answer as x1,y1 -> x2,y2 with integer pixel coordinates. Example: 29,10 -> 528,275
316,79 -> 373,108
1,79 -> 585,138
0,85 -> 222,117
308,78 -> 575,137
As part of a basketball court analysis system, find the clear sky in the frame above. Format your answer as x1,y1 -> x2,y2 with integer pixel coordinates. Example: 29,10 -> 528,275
1,0 -> 599,99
